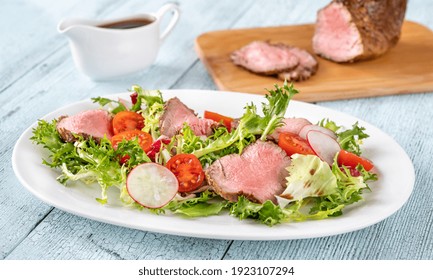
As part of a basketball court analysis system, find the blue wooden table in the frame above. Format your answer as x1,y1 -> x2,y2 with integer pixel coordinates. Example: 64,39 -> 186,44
1,0 -> 432,260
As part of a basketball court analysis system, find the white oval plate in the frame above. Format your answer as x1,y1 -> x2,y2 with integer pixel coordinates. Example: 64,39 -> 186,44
12,90 -> 415,240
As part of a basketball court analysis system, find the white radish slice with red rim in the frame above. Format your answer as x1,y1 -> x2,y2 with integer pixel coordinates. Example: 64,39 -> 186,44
126,163 -> 178,208
299,124 -> 337,140
307,130 -> 341,165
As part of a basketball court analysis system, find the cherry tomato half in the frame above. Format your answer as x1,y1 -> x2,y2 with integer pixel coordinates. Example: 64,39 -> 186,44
166,154 -> 205,192
204,110 -> 234,131
337,150 -> 374,171
278,132 -> 316,156
111,130 -> 153,152
112,111 -> 145,135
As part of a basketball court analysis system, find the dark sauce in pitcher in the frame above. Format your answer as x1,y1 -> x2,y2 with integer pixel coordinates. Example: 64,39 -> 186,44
98,18 -> 154,29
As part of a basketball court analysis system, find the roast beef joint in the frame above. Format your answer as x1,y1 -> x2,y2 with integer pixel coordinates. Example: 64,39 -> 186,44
313,0 -> 407,62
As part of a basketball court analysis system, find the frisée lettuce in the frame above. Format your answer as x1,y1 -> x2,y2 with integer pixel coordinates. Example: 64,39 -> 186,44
197,82 -> 297,157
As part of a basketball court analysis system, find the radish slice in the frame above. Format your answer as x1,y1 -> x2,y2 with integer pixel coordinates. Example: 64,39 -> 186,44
307,130 -> 341,165
299,124 -> 337,140
126,163 -> 178,208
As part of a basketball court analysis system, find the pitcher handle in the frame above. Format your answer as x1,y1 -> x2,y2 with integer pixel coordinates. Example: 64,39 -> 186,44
156,3 -> 180,43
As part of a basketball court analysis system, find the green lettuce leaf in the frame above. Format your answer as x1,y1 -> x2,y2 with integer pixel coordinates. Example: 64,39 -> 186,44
182,82 -> 297,161
260,81 -> 298,140
276,154 -> 338,208
308,160 -> 376,217
164,190 -> 228,217
130,85 -> 165,139
130,84 -> 164,112
319,119 -> 369,156
229,197 -> 286,226
337,122 -> 369,155
91,97 -> 127,114
31,119 -> 151,204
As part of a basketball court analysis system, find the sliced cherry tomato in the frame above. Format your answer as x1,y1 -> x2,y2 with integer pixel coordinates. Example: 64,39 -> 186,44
119,155 -> 131,165
337,150 -> 374,171
111,130 -> 153,152
166,154 -> 205,192
204,110 -> 234,131
278,132 -> 316,156
112,111 -> 145,135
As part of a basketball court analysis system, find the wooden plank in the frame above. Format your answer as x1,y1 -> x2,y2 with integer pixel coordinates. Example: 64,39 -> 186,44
6,209 -> 231,260
195,21 -> 433,102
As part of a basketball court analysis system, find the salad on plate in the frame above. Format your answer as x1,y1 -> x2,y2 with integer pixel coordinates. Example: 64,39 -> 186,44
31,82 -> 377,226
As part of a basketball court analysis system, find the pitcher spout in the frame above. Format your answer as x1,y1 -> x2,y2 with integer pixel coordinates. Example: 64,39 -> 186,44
58,18 -> 76,33
57,18 -> 96,39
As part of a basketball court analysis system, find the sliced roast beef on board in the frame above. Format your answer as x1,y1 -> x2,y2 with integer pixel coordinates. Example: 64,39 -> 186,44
231,41 -> 299,75
159,97 -> 218,138
231,41 -> 318,81
313,0 -> 407,63
206,141 -> 291,204
277,46 -> 319,81
56,109 -> 114,142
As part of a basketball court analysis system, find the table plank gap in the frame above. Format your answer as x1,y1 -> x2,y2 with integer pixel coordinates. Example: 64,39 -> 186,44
2,208 -> 54,259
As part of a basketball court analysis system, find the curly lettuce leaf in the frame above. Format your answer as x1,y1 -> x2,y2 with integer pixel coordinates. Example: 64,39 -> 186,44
130,85 -> 165,139
228,196 -> 344,226
91,97 -> 128,114
183,82 -> 297,160
260,81 -> 298,140
31,119 -> 151,204
188,104 -> 259,159
164,190 -> 228,217
130,84 -> 164,111
337,123 -> 369,155
229,197 -> 286,226
177,125 -> 252,166
308,160 -> 377,217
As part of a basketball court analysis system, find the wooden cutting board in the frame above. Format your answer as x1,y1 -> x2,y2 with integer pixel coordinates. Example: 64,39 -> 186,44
195,21 -> 433,102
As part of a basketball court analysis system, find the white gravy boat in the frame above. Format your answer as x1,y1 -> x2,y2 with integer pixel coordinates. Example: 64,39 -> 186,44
58,3 -> 180,80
